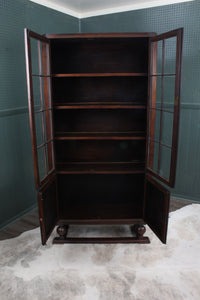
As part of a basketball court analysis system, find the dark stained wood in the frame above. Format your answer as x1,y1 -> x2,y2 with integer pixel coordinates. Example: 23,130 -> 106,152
55,131 -> 146,140
0,198 -> 192,241
52,77 -> 148,103
169,28 -> 184,187
54,103 -> 146,109
52,73 -> 148,77
53,236 -> 150,244
55,140 -> 146,163
144,175 -> 170,244
57,174 -> 144,220
56,162 -> 145,174
24,28 -> 40,189
146,28 -> 183,187
23,29 -> 183,245
38,175 -> 58,245
53,109 -> 146,133
46,32 -> 156,39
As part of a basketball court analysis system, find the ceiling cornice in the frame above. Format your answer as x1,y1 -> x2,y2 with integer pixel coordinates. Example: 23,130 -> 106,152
29,0 -> 195,19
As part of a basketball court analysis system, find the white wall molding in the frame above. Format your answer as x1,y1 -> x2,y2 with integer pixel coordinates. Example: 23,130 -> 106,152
29,0 -> 81,18
30,0 -> 194,19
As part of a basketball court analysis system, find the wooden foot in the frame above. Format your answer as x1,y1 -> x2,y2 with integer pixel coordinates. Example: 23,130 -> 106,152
56,225 -> 69,240
131,224 -> 147,240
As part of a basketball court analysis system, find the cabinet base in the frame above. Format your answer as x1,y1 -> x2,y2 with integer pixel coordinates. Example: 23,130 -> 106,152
53,224 -> 150,244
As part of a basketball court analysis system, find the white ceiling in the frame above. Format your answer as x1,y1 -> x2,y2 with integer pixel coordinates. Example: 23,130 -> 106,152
30,0 -> 195,18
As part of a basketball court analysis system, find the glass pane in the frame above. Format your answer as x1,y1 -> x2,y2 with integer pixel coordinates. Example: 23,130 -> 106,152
151,40 -> 162,75
37,147 -> 46,181
149,108 -> 160,142
32,76 -> 41,109
35,113 -> 43,146
164,36 -> 177,74
30,39 -> 44,75
163,76 -> 176,112
150,76 -> 162,109
161,112 -> 173,147
46,141 -> 54,172
44,110 -> 53,141
42,77 -> 52,110
42,111 -> 47,143
45,143 -> 50,173
159,146 -> 171,181
147,140 -> 159,172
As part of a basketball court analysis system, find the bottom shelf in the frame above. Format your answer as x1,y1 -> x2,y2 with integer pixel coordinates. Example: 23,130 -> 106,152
56,161 -> 145,174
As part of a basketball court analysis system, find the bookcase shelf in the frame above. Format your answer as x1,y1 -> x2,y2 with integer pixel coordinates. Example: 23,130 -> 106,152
52,73 -> 148,78
56,161 -> 145,174
54,102 -> 147,110
55,131 -> 146,140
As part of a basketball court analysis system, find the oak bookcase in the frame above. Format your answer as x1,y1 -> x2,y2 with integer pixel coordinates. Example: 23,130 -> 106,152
24,28 -> 183,244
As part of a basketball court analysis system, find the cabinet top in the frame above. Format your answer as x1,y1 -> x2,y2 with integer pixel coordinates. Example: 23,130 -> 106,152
45,32 -> 156,39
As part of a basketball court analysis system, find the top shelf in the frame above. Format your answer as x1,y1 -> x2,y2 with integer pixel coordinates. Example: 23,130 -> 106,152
52,73 -> 148,78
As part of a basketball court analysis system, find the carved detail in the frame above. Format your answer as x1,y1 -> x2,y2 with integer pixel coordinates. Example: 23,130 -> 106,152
57,225 -> 68,240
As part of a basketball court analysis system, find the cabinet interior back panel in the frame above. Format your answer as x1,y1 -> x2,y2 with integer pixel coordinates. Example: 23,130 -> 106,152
55,140 -> 146,163
52,77 -> 148,103
54,109 -> 146,133
58,174 -> 144,220
51,38 -> 148,73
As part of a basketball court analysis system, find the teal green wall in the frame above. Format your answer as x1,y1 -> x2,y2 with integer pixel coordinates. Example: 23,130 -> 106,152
0,0 -> 79,229
1,0 -> 200,230
81,1 -> 200,202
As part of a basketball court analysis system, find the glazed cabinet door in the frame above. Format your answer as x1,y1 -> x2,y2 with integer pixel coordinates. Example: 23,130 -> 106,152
24,28 -> 55,189
144,176 -> 170,243
146,28 -> 183,187
24,29 -> 57,244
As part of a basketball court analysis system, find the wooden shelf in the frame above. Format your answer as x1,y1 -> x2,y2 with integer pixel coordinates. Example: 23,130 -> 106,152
54,102 -> 147,110
56,161 -> 145,174
52,73 -> 148,78
55,131 -> 146,140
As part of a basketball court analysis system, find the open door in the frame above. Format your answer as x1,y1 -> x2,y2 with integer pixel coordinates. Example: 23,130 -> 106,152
24,29 -> 57,244
144,175 -> 170,243
146,28 -> 183,187
145,28 -> 183,243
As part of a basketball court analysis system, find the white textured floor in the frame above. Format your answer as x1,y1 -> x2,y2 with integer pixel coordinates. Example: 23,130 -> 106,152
0,204 -> 200,300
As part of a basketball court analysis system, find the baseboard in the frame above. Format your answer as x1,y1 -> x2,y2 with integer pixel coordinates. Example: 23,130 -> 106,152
171,194 -> 200,203
0,204 -> 37,231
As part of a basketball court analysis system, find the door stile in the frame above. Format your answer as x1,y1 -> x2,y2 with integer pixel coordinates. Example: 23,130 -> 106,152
169,28 -> 183,186
24,29 -> 40,189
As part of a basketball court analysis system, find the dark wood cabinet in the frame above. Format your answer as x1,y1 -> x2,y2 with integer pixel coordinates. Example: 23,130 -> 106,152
24,28 -> 183,245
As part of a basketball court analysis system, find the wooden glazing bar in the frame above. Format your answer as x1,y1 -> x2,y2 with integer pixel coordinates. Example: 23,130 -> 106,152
35,107 -> 52,114
150,28 -> 183,42
42,42 -> 53,171
149,138 -> 172,149
38,40 -> 48,177
150,73 -> 176,77
146,41 -> 157,169
32,74 -> 51,77
24,29 -> 40,189
37,138 -> 53,149
54,104 -> 147,109
169,28 -> 183,187
150,107 -> 174,114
